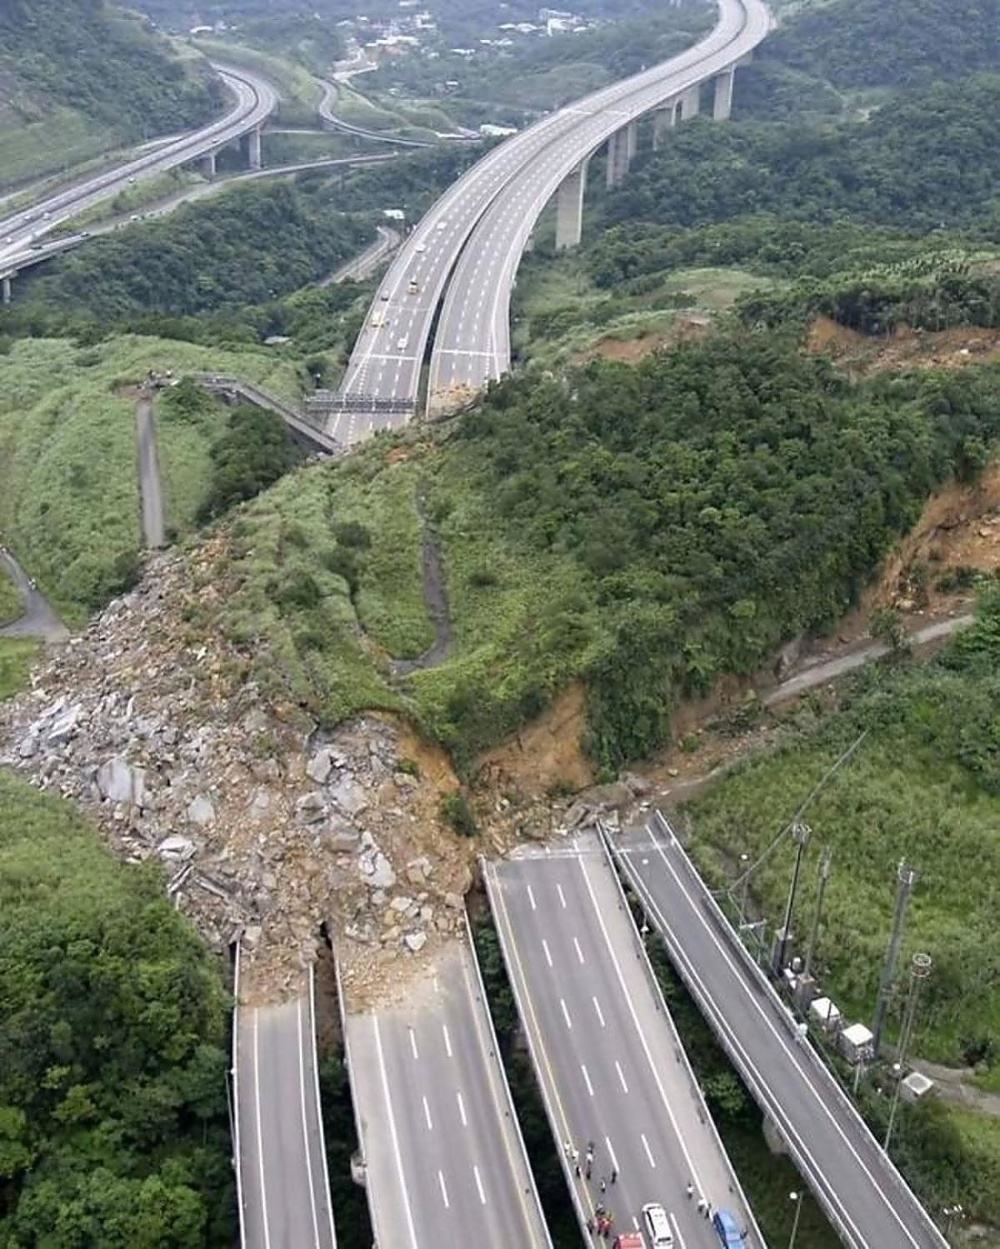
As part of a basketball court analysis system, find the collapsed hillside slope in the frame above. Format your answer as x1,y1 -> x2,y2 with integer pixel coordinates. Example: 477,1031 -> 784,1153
0,545 -> 475,1006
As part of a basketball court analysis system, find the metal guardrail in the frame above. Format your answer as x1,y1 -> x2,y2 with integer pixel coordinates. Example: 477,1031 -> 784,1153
595,823 -> 768,1249
461,908 -> 556,1249
191,373 -> 344,456
306,390 -> 415,416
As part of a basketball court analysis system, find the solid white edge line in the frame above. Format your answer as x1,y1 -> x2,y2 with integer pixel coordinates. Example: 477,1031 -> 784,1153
308,966 -> 339,1249
252,1011 -> 272,1249
575,849 -> 705,1193
372,1017 -> 420,1249
296,996 -> 323,1248
629,819 -> 918,1249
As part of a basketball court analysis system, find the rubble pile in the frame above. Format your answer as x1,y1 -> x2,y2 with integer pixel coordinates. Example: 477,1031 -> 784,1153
0,550 -> 472,1004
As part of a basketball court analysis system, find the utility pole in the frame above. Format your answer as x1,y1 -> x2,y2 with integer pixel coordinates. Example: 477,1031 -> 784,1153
774,821 -> 811,974
884,952 -> 932,1153
788,1192 -> 804,1249
803,845 -> 832,980
737,852 -> 750,927
872,860 -> 919,1056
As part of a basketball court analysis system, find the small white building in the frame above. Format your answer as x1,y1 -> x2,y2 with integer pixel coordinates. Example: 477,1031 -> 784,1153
839,1022 -> 875,1065
808,996 -> 843,1033
901,1071 -> 936,1104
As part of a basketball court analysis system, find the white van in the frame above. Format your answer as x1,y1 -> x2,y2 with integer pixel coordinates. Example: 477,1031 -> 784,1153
642,1204 -> 674,1248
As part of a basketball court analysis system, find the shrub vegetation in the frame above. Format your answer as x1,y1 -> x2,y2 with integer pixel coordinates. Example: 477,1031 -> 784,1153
0,772 -> 233,1246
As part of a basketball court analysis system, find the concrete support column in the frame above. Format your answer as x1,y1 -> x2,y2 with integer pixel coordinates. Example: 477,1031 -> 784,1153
713,67 -> 735,121
201,150 -> 217,178
680,83 -> 701,120
605,127 -> 631,189
626,119 -> 639,159
1,276 -> 11,306
247,126 -> 263,171
555,156 -> 589,251
652,105 -> 677,150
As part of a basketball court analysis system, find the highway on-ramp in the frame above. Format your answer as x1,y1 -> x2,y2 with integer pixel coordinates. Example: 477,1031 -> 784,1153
235,965 -> 337,1249
344,940 -> 552,1249
613,815 -> 948,1249
485,833 -> 760,1248
0,63 -> 277,272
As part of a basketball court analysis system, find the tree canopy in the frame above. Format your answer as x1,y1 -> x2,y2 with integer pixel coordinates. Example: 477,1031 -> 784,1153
0,773 -> 233,1247
0,0 -> 222,139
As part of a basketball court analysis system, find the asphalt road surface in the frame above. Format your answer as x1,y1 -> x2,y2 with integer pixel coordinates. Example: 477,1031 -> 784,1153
323,224 -> 401,286
428,0 -> 770,411
0,550 -> 68,642
341,0 -> 768,439
485,833 -> 760,1249
614,817 -> 948,1249
0,63 -> 276,271
136,395 -> 166,550
235,973 -> 337,1249
763,614 -> 974,705
345,941 -> 551,1249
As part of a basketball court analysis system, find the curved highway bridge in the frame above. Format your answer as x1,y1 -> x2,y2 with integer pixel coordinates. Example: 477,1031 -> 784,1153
332,0 -> 770,443
0,62 -> 277,296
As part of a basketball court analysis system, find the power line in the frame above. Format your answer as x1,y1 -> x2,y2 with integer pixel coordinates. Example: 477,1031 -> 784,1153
731,730 -> 868,894
872,860 -> 919,1057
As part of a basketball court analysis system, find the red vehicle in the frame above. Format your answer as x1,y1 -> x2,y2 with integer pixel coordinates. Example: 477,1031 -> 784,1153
613,1234 -> 646,1249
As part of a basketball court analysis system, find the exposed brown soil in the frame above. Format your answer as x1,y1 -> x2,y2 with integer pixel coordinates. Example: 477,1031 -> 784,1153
807,316 -> 1000,378
476,682 -> 592,800
469,449 -> 1000,827
577,315 -> 711,366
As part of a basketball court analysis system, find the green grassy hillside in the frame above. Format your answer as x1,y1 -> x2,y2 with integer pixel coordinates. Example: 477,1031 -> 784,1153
0,0 -> 223,189
687,589 -> 1000,1229
0,335 -> 301,624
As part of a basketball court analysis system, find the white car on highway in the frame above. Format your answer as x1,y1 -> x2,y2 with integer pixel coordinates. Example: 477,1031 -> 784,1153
642,1204 -> 674,1248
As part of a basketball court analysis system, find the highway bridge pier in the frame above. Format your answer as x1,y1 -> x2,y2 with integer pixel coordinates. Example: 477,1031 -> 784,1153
556,156 -> 590,249
681,82 -> 702,119
713,67 -> 736,120
652,103 -> 678,148
197,124 -> 264,180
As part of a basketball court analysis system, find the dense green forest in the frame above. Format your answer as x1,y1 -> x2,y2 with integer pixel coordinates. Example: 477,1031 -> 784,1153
610,75 -> 1000,234
0,0 -> 222,140
20,182 -> 367,323
764,0 -> 1000,90
0,772 -> 233,1247
733,0 -> 1000,121
210,335 -> 1000,772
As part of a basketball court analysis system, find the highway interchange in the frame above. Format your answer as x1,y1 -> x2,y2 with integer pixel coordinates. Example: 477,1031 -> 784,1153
0,63 -> 276,275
